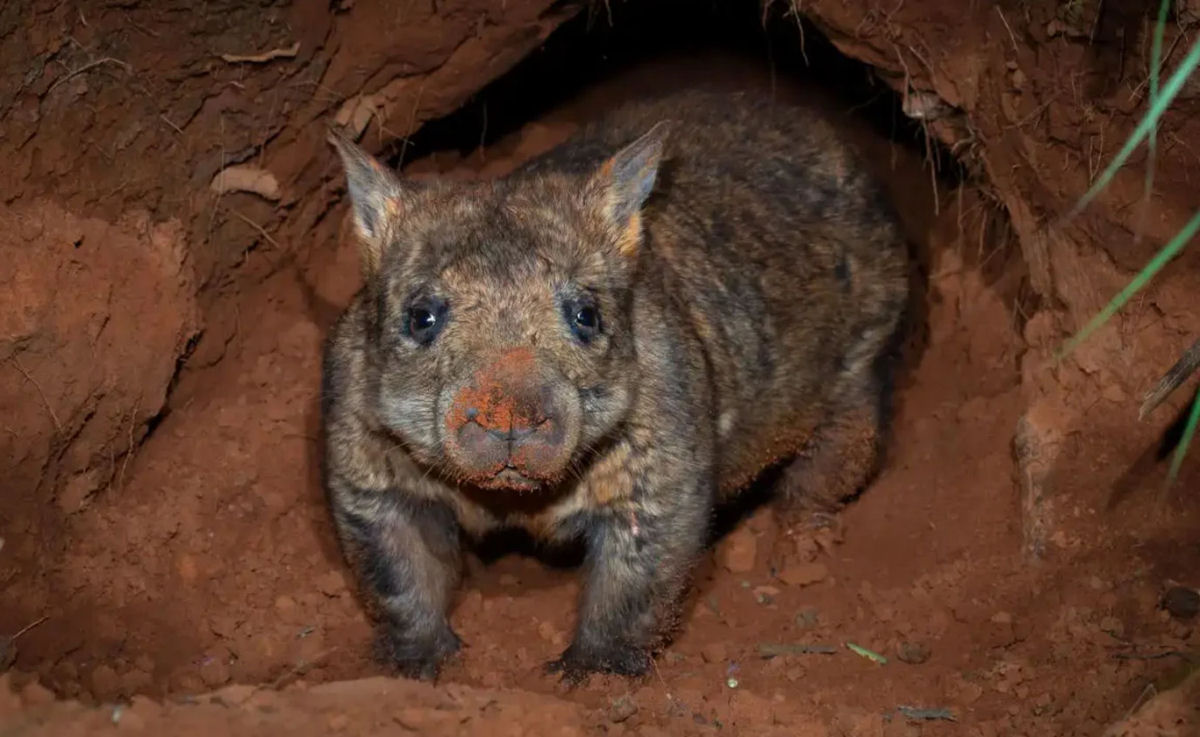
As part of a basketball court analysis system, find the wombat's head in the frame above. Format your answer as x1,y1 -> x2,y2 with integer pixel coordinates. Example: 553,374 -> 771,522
329,122 -> 668,492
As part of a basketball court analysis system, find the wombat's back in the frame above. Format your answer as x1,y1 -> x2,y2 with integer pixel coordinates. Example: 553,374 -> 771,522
516,91 -> 909,495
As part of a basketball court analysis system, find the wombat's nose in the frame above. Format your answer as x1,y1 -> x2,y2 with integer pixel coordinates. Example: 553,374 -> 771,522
449,395 -> 562,480
444,350 -> 569,487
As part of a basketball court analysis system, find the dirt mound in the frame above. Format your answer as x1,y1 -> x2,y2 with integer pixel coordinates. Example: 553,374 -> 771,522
1,674 -> 597,736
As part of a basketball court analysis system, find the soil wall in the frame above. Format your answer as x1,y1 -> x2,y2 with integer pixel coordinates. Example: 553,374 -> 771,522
1,0 -> 575,569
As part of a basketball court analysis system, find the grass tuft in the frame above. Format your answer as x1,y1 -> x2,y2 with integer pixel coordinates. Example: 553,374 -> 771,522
1058,0 -> 1200,487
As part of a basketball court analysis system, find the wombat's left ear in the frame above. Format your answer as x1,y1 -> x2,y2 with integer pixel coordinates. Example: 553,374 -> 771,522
327,126 -> 407,277
587,120 -> 671,258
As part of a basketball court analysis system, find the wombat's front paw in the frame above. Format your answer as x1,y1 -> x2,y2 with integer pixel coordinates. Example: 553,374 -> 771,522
375,623 -> 463,681
545,640 -> 650,684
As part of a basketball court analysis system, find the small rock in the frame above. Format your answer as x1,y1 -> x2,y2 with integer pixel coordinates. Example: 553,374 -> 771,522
91,664 -> 120,699
498,573 -> 519,586
1162,587 -> 1200,620
199,658 -> 231,688
718,526 -> 757,573
896,641 -> 931,665
753,585 -> 780,604
957,680 -> 985,704
700,642 -> 728,664
609,695 -> 638,723
779,562 -> 828,587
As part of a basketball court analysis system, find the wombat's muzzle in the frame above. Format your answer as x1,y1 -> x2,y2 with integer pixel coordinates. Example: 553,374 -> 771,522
442,347 -> 579,490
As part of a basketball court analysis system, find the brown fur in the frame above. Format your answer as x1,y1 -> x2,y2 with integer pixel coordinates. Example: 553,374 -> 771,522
320,91 -> 909,681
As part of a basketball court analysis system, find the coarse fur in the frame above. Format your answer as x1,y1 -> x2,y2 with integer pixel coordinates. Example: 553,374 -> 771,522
320,90 -> 909,682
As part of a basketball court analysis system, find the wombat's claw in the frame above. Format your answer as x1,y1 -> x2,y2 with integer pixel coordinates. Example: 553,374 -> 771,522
546,642 -> 650,684
375,626 -> 463,682
544,655 -> 590,686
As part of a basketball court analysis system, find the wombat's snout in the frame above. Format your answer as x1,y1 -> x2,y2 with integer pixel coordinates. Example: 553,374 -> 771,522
443,348 -> 575,489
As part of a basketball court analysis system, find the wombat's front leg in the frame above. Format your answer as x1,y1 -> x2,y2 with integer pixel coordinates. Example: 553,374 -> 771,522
328,479 -> 463,680
549,476 -> 711,681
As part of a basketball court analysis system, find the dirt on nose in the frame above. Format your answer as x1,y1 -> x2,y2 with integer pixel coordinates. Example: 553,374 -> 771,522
446,347 -> 543,435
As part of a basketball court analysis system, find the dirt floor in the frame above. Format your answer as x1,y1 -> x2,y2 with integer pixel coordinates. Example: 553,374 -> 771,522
3,1 -> 1200,736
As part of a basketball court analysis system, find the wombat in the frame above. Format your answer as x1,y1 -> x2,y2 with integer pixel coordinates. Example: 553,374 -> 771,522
321,90 -> 909,682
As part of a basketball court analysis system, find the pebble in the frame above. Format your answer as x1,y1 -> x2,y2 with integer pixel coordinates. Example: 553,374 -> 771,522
896,641 -> 931,665
779,562 -> 828,587
91,664 -> 120,699
700,642 -> 728,664
199,658 -> 231,688
610,695 -> 638,723
753,585 -> 780,604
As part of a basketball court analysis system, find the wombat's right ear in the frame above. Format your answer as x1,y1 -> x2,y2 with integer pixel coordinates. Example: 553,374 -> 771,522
586,120 -> 671,259
327,127 -> 406,276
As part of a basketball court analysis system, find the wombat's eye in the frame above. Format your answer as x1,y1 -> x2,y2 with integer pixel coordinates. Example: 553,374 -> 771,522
405,296 -> 447,346
563,297 -> 601,344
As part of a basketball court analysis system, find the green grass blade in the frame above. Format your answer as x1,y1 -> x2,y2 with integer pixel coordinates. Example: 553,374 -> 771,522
1067,33 -> 1200,219
1168,388 -> 1200,487
1058,208 -> 1200,360
1144,0 -> 1171,200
